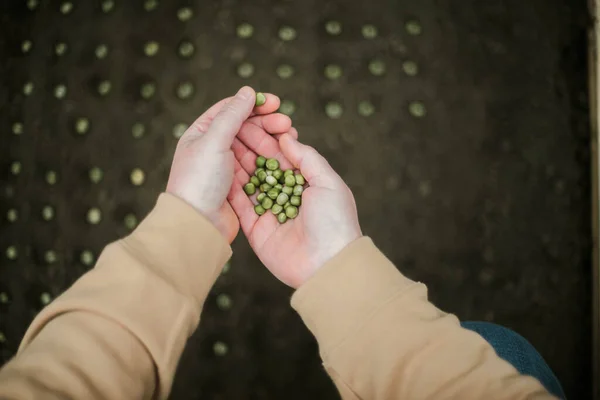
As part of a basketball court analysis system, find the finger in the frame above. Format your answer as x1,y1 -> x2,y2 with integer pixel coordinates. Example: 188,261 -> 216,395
253,94 -> 281,115
274,127 -> 298,141
204,86 -> 256,150
228,179 -> 259,237
233,157 -> 250,183
232,137 -> 258,174
247,113 -> 292,134
237,124 -> 294,170
279,134 -> 341,188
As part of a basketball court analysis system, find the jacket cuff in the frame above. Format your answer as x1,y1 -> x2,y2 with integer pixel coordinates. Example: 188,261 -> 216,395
291,237 -> 417,354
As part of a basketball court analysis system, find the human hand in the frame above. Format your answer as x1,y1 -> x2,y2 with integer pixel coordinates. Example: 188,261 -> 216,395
228,132 -> 363,288
166,87 -> 293,243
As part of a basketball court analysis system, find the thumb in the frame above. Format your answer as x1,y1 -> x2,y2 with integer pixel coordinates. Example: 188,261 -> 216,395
279,134 -> 341,189
205,86 -> 255,150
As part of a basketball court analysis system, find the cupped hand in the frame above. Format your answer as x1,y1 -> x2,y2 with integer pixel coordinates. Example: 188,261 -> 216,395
166,87 -> 292,243
228,130 -> 363,288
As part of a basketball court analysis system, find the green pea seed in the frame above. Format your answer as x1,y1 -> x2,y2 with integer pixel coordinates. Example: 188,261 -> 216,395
284,202 -> 291,209
254,205 -> 266,215
256,157 -> 266,168
257,193 -> 266,202
290,195 -> 301,206
244,183 -> 256,195
260,183 -> 272,192
271,204 -> 283,214
295,173 -> 306,185
266,175 -> 277,186
267,188 -> 280,200
284,169 -> 294,177
273,169 -> 283,181
257,170 -> 267,182
255,92 -> 266,106
284,175 -> 296,187
265,158 -> 279,171
274,184 -> 283,191
285,205 -> 299,219
250,176 -> 260,186
276,192 -> 289,206
293,185 -> 304,196
277,213 -> 287,224
261,197 -> 273,210
282,186 -> 293,196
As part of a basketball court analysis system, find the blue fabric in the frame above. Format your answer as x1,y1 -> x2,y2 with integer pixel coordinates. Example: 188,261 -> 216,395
461,321 -> 565,399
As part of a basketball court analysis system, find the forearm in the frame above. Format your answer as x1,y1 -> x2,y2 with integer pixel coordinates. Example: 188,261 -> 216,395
292,237 -> 554,399
0,194 -> 231,400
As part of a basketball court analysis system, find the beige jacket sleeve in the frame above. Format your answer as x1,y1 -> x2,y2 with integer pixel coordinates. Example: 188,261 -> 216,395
292,237 -> 556,400
0,193 -> 231,400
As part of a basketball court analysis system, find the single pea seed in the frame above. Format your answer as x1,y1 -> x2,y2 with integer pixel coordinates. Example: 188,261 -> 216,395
294,173 -> 305,185
324,64 -> 342,80
256,156 -> 267,168
254,204 -> 266,215
237,62 -> 254,78
250,176 -> 260,187
284,175 -> 296,187
293,184 -> 304,196
60,1 -> 73,14
42,205 -> 55,221
55,42 -> 68,56
267,188 -> 280,200
95,44 -> 109,59
44,250 -> 58,264
257,193 -> 266,202
284,202 -> 291,209
273,169 -> 283,181
260,183 -> 271,192
7,208 -> 18,222
271,204 -> 283,214
265,175 -> 277,186
177,7 -> 193,21
237,23 -> 254,38
54,84 -> 67,99
140,82 -> 155,99
97,80 -> 111,96
405,20 -> 422,36
409,101 -> 426,118
10,161 -> 22,175
244,183 -> 256,195
282,186 -> 293,196
45,170 -> 58,185
89,167 -> 103,183
75,117 -> 90,134
22,40 -> 33,54
0,292 -> 9,304
144,41 -> 160,57
284,169 -> 294,177
6,246 -> 18,260
402,60 -> 419,76
130,168 -> 145,186
279,99 -> 296,116
277,212 -> 287,224
362,24 -> 378,39
368,59 -> 386,76
173,123 -> 187,139
279,26 -> 297,41
12,122 -> 23,135
124,213 -> 138,230
257,170 -> 268,182
358,100 -> 375,117
101,0 -> 114,13
265,158 -> 279,171
285,205 -> 299,219
131,122 -> 145,139
261,197 -> 273,210
255,92 -> 266,106
177,82 -> 194,99
144,0 -> 158,11
325,20 -> 342,35
213,341 -> 228,356
325,102 -> 343,119
216,293 -> 232,310
266,170 -> 273,176
40,292 -> 52,305
276,64 -> 295,79
80,250 -> 95,266
178,41 -> 195,58
276,192 -> 289,206
290,195 -> 301,206
87,207 -> 102,224
255,167 -> 265,175
273,184 -> 282,191
23,81 -> 34,96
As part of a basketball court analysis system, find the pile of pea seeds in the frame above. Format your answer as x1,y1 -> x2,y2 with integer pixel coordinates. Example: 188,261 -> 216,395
243,156 -> 306,224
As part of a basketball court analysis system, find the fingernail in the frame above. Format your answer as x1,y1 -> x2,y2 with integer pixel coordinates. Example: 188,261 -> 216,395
236,86 -> 253,100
